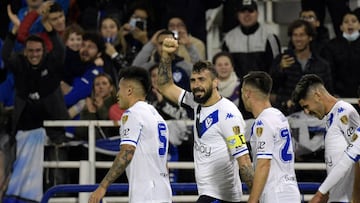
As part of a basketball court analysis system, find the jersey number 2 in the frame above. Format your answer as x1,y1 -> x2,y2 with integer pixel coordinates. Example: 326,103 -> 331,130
280,128 -> 292,162
158,123 -> 167,156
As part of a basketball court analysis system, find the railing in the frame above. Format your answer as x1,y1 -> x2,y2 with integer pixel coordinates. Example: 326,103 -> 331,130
41,182 -> 320,203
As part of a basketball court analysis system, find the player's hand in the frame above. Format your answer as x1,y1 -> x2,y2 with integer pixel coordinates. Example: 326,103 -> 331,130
162,38 -> 178,55
309,191 -> 328,203
88,186 -> 106,203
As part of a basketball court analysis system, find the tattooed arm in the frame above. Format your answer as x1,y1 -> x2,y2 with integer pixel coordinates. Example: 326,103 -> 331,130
88,144 -> 135,203
157,37 -> 184,105
248,158 -> 270,203
237,154 -> 254,194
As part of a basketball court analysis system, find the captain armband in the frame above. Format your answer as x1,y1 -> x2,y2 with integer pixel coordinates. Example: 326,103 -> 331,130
226,134 -> 247,149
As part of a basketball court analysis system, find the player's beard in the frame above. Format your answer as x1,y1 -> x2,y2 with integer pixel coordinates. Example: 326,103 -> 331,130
193,87 -> 212,104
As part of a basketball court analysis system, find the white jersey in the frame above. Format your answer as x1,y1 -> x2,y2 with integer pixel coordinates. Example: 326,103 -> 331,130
324,100 -> 360,202
119,101 -> 172,203
179,90 -> 249,202
319,126 -> 360,194
250,108 -> 300,202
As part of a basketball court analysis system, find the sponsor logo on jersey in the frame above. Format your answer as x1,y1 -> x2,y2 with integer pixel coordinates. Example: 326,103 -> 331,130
256,127 -> 263,137
226,113 -> 234,119
257,141 -> 265,150
340,115 -> 348,125
122,115 -> 128,125
232,126 -> 240,135
337,107 -> 345,113
194,141 -> 211,156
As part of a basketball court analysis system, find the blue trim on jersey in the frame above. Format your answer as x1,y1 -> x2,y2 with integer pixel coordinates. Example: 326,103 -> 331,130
121,139 -> 137,145
233,148 -> 249,157
346,151 -> 360,162
257,153 -> 273,156
198,110 -> 219,138
326,113 -> 334,128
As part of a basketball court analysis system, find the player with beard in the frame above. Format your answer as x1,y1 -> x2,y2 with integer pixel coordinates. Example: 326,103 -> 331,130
157,37 -> 254,203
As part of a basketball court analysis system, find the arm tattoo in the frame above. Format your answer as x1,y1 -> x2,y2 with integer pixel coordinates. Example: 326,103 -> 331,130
239,164 -> 254,193
158,56 -> 173,86
100,147 -> 135,188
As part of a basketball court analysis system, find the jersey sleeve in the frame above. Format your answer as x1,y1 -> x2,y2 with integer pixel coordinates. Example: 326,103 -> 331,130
119,110 -> 142,147
220,111 -> 249,158
253,119 -> 274,160
337,104 -> 360,142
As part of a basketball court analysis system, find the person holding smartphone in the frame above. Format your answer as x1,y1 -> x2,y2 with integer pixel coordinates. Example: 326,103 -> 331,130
270,19 -> 332,116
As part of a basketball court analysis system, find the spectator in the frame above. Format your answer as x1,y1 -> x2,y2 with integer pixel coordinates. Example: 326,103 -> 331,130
75,73 -> 117,140
2,12 -> 69,202
167,16 -> 205,64
301,0 -> 350,37
242,71 -> 301,203
157,37 -> 254,202
299,9 -> 330,53
270,19 -> 332,116
7,0 -> 69,51
88,67 -> 172,203
222,0 -> 281,79
17,1 -> 66,51
61,23 -> 85,86
212,52 -> 240,107
132,30 -> 191,91
120,5 -> 151,64
320,11 -> 360,100
292,74 -> 360,203
99,16 -> 129,87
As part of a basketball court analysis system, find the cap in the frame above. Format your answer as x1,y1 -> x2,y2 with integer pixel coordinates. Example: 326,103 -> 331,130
238,0 -> 258,12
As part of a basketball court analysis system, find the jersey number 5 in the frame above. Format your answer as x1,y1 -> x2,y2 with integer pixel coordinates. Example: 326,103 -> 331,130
158,123 -> 168,156
280,128 -> 292,162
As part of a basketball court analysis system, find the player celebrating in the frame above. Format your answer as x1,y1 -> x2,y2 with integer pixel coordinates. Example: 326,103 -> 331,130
241,71 -> 300,203
89,67 -> 172,203
157,37 -> 254,202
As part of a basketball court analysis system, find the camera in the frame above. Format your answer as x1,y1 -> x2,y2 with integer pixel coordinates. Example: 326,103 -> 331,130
129,18 -> 146,30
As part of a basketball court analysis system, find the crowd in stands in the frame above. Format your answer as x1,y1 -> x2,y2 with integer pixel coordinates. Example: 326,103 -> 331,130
1,0 -> 360,202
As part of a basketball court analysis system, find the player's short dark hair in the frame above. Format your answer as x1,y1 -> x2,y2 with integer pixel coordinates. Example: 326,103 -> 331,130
242,71 -> 272,94
192,61 -> 218,79
119,67 -> 151,95
291,74 -> 324,104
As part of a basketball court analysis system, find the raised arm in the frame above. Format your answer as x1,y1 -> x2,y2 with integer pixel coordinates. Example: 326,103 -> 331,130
157,38 -> 184,105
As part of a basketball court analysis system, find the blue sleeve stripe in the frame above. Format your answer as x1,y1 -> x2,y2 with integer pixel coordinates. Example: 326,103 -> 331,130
121,139 -> 137,145
233,149 -> 249,156
257,153 -> 273,156
346,151 -> 360,162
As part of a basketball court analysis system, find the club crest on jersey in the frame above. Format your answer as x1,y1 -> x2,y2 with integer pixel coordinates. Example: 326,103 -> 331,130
352,133 -> 358,142
122,115 -> 128,125
233,126 -> 240,135
256,127 -> 263,137
340,115 -> 348,125
205,117 -> 213,128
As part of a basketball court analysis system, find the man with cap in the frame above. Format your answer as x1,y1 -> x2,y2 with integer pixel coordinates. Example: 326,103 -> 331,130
222,0 -> 281,80
222,0 -> 281,120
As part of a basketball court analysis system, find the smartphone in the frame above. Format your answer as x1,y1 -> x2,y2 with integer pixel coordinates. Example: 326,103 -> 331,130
283,49 -> 295,58
129,18 -> 146,30
172,30 -> 179,39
